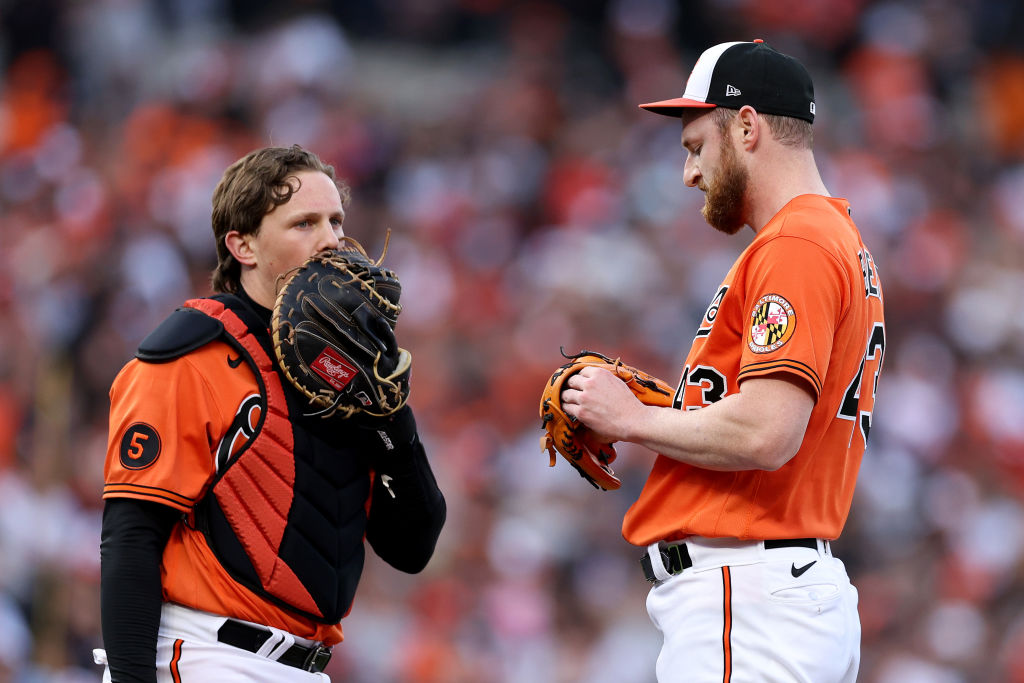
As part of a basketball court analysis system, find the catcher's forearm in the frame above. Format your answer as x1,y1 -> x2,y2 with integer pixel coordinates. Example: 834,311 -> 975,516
100,499 -> 178,683
366,450 -> 446,572
365,409 -> 446,572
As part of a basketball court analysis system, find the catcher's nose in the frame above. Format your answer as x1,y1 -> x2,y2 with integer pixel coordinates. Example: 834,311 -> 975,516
316,222 -> 342,251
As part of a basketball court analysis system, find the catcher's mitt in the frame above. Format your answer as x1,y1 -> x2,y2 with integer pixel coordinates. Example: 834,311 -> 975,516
272,236 -> 411,419
539,349 -> 675,490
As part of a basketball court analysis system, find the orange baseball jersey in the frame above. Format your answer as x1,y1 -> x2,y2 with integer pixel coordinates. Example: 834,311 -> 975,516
622,195 -> 885,545
103,340 -> 347,645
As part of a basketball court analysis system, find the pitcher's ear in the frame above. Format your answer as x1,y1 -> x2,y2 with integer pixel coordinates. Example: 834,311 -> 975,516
736,105 -> 760,149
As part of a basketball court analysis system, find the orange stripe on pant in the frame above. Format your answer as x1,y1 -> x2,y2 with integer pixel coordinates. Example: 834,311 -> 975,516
170,638 -> 184,682
722,567 -> 732,683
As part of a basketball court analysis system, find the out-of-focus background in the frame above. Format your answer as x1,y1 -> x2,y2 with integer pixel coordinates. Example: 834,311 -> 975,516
2,0 -> 1024,681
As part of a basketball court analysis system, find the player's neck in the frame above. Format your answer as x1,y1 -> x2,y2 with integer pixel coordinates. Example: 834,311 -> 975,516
238,271 -> 276,310
237,286 -> 273,326
746,150 -> 829,232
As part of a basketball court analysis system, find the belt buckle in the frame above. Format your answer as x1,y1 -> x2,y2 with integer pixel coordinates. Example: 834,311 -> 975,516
659,547 -> 674,574
302,644 -> 332,673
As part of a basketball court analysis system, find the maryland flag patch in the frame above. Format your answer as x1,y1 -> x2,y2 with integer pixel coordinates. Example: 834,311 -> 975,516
747,294 -> 796,353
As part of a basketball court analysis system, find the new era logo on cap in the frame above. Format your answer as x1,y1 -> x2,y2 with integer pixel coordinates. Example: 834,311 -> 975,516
640,40 -> 816,123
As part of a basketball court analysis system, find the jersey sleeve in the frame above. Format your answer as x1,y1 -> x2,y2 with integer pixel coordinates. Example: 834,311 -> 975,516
103,354 -> 224,512
736,235 -> 850,399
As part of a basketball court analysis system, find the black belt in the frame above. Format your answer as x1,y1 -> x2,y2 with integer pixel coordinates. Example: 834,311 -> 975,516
641,538 -> 819,583
216,619 -> 332,673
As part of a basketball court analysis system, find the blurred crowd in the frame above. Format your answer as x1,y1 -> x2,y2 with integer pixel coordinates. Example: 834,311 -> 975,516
2,0 -> 1024,681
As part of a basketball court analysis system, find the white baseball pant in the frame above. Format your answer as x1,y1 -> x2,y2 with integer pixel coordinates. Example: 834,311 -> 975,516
644,537 -> 860,682
94,603 -> 331,682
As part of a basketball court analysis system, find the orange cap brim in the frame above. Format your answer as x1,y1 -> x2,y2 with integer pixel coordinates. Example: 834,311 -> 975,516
638,97 -> 717,117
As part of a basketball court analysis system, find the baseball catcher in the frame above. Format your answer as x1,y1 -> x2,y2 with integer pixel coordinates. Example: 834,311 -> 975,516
272,236 -> 411,419
539,350 -> 675,490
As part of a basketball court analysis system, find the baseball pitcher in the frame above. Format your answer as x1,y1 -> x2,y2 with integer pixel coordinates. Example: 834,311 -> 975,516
544,40 -> 884,682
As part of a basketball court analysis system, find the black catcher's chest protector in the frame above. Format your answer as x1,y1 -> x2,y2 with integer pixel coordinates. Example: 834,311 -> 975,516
138,295 -> 372,623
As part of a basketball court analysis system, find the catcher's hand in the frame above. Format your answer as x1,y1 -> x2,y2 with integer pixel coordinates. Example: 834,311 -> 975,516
539,349 -> 675,490
272,236 -> 411,419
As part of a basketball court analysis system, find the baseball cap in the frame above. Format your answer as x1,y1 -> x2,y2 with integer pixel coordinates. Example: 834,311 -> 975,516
640,40 -> 815,123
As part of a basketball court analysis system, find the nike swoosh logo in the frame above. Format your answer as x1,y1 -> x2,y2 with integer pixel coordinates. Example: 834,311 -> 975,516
227,355 -> 243,368
791,560 -> 817,577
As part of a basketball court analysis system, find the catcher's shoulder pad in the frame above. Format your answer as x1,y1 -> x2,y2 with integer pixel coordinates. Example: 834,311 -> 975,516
136,306 -> 225,363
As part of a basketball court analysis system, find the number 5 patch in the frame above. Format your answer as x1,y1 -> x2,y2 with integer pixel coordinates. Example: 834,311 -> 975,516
119,423 -> 161,470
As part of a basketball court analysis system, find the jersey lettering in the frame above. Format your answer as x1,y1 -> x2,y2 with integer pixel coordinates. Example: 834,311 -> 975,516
858,249 -> 881,299
838,323 -> 885,447
696,286 -> 729,338
128,432 -> 148,459
674,364 -> 729,410
216,393 -> 263,472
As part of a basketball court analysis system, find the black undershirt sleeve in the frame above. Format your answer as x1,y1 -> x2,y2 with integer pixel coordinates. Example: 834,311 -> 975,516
100,498 -> 180,683
363,406 -> 446,573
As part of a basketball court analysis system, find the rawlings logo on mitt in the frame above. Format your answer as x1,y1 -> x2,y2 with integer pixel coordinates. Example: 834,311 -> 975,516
272,236 -> 411,419
539,349 -> 676,490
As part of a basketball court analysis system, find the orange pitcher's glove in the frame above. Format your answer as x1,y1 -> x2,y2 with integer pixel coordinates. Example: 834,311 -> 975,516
539,350 -> 675,490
